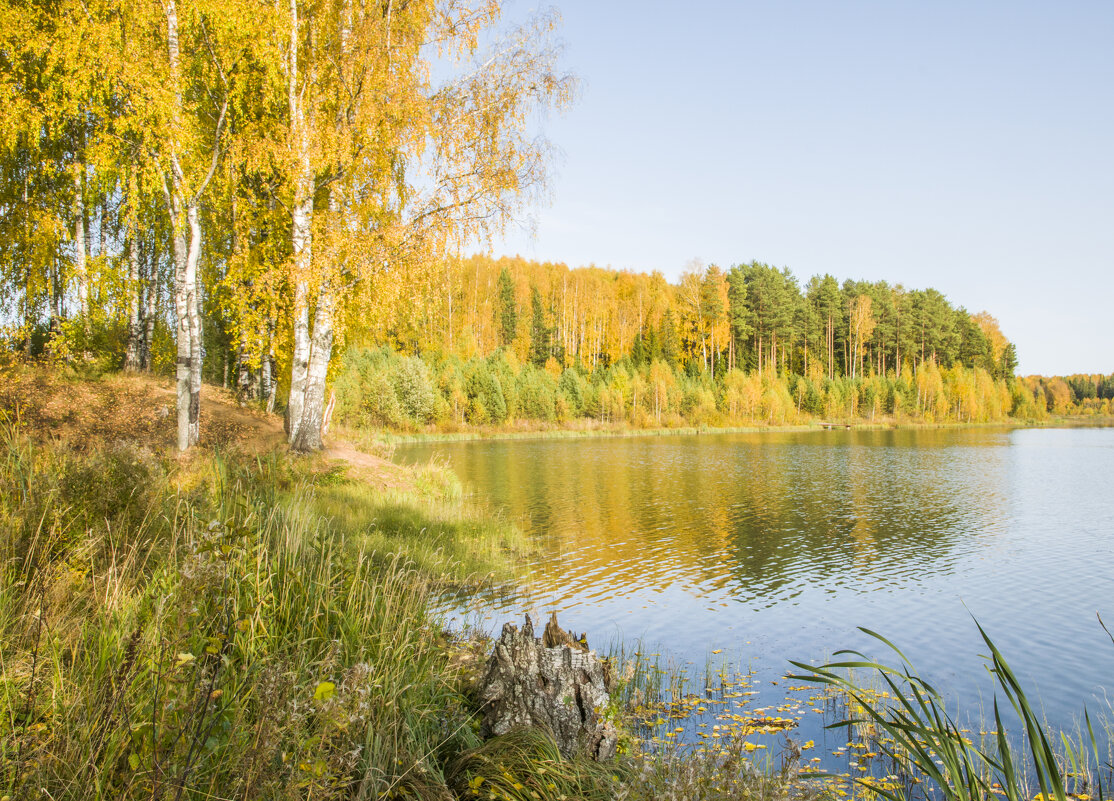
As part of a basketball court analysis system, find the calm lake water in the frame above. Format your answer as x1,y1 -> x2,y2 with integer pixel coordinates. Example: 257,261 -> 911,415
398,426 -> 1114,759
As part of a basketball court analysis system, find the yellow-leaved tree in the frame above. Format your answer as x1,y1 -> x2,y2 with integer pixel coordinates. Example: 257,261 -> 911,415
94,0 -> 277,450
274,0 -> 574,451
848,294 -> 876,380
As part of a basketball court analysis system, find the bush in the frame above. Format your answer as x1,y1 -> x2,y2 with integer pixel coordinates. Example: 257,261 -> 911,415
558,368 -> 587,417
680,384 -> 716,422
518,367 -> 557,422
467,364 -> 507,424
393,355 -> 437,424
333,348 -> 437,429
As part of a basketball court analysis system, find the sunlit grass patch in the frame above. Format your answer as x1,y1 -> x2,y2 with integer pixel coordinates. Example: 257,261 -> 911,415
305,460 -> 526,583
449,727 -> 625,801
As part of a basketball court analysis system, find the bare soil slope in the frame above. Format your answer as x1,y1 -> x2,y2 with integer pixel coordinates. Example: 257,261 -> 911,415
0,364 -> 411,489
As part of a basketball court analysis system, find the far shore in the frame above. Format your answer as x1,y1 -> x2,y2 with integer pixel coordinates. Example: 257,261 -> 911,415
356,414 -> 1114,447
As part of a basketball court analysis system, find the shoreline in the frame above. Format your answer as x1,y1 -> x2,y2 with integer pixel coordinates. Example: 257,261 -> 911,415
360,414 -> 1114,447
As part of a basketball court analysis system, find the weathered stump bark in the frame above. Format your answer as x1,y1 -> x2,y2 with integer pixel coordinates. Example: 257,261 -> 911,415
478,613 -> 618,760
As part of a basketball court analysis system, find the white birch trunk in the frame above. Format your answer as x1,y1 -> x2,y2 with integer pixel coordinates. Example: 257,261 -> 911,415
236,344 -> 261,402
164,0 -> 204,449
73,166 -> 89,325
292,185 -> 340,452
285,0 -> 314,443
186,204 -> 203,445
171,219 -> 192,452
142,252 -> 157,370
292,284 -> 334,451
167,200 -> 204,449
287,218 -> 311,439
161,0 -> 229,446
262,348 -> 275,413
124,231 -> 142,371
165,0 -> 190,451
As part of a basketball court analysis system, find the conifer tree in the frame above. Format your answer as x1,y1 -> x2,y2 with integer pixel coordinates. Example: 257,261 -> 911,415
497,267 -> 518,347
529,285 -> 551,366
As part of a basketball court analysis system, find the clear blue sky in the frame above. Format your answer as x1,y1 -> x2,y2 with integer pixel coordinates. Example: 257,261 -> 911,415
489,1 -> 1114,376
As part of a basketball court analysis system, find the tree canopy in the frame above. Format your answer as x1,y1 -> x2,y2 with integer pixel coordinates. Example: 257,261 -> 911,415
0,0 -> 572,450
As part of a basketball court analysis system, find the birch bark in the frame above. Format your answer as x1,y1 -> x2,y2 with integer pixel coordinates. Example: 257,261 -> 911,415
262,348 -> 275,413
169,198 -> 193,451
73,166 -> 89,325
124,229 -> 142,371
285,0 -> 314,442
162,0 -> 223,450
164,194 -> 204,449
186,204 -> 202,445
142,251 -> 156,370
291,184 -> 339,452
292,283 -> 334,451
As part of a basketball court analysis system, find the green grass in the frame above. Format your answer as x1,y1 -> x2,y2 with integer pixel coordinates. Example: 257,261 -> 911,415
448,727 -> 626,800
308,460 -> 525,583
376,423 -> 819,445
0,412 -> 835,801
0,422 -> 523,800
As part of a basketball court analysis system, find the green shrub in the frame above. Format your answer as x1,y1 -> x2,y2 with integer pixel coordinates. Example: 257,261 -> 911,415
466,365 -> 507,424
393,355 -> 437,425
558,368 -> 587,417
334,348 -> 438,429
518,367 -> 557,422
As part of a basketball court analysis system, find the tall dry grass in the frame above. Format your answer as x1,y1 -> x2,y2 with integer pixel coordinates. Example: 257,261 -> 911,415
0,421 -> 514,799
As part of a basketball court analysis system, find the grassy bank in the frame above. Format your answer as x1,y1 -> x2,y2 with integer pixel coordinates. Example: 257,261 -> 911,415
0,402 -> 526,799
0,368 -> 807,801
350,419 -> 1070,449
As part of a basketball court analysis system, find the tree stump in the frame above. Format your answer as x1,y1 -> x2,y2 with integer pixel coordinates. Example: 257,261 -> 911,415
477,613 -> 618,761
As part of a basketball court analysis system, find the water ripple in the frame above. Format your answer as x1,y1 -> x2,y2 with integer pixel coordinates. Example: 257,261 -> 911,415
405,426 -> 1114,735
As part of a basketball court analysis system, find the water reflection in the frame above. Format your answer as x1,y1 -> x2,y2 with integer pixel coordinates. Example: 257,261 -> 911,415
399,426 -> 1114,740
421,430 -> 1010,614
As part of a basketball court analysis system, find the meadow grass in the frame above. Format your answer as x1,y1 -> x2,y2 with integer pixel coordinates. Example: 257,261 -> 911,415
0,419 -> 524,800
307,459 -> 525,583
0,408 -> 835,801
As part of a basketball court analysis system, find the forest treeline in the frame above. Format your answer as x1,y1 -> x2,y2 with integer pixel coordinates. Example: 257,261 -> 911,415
329,255 -> 1112,432
333,343 -> 1114,433
382,255 -> 1019,381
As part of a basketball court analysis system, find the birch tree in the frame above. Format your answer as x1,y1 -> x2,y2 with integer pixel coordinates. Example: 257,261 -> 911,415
0,0 -> 101,347
281,0 -> 573,451
849,294 -> 876,380
108,0 -> 268,450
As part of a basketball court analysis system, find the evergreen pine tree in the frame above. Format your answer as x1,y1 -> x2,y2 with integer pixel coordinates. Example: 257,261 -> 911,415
659,308 -> 681,368
497,267 -> 518,347
529,285 -> 551,366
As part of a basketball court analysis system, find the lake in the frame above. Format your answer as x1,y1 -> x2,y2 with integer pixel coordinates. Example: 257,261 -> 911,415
398,426 -> 1114,764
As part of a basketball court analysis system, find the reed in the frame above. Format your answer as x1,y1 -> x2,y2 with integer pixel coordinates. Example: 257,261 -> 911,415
790,625 -> 1112,801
